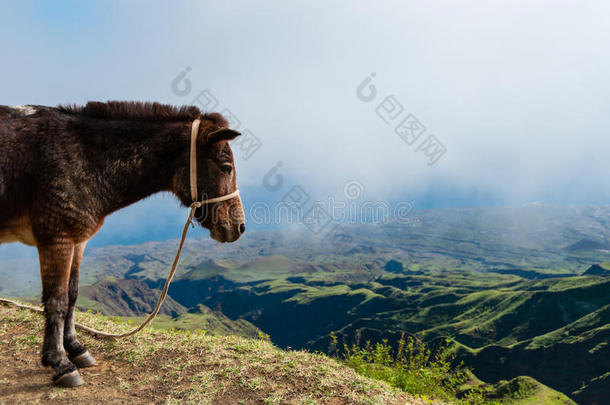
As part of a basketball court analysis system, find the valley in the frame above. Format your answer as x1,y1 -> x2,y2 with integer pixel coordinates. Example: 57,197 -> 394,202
2,204 -> 610,404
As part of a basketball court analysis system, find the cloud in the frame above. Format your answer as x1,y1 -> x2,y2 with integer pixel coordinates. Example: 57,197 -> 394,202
1,0 -> 609,249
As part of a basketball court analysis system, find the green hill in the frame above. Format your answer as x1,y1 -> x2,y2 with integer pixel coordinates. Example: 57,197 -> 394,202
478,375 -> 575,404
127,304 -> 262,339
582,262 -> 610,276
78,276 -> 186,316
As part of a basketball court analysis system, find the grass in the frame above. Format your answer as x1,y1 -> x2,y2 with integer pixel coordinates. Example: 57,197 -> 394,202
336,333 -> 475,403
482,376 -> 575,405
332,333 -> 575,405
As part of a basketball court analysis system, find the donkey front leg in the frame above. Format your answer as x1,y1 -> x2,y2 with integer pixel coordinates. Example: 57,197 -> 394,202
64,241 -> 96,368
39,241 -> 84,387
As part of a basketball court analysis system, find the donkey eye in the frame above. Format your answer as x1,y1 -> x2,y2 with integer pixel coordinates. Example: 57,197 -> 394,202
220,164 -> 233,175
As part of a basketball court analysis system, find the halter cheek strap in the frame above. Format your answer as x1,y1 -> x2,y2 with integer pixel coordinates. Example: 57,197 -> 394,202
189,118 -> 240,209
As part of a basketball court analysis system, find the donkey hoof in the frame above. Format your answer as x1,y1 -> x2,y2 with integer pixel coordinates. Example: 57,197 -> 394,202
54,369 -> 84,387
71,350 -> 97,368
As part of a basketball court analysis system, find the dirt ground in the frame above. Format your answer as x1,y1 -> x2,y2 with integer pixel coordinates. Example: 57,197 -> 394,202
0,320 -> 166,404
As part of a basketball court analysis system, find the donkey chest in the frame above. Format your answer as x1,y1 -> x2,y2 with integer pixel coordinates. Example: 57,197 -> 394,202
0,216 -> 36,246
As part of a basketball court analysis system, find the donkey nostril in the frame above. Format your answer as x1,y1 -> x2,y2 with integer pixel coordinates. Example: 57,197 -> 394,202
239,223 -> 246,234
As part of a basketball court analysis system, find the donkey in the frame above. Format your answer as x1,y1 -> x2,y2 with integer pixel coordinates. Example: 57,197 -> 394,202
0,101 -> 245,387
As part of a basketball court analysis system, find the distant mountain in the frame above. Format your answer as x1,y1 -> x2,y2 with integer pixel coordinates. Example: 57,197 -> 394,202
490,268 -> 574,279
583,262 -> 610,276
172,304 -> 261,338
344,245 -> 378,255
77,277 -> 260,339
237,254 -> 295,271
178,258 -> 229,281
565,239 -> 609,251
79,277 -> 185,316
383,259 -> 404,273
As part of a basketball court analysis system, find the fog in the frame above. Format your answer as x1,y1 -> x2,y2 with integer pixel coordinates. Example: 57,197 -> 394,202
1,1 -> 609,250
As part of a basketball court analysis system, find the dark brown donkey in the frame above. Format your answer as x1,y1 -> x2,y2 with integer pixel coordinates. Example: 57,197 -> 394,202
0,101 -> 245,387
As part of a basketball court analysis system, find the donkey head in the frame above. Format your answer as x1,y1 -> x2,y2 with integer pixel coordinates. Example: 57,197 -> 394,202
173,113 -> 245,243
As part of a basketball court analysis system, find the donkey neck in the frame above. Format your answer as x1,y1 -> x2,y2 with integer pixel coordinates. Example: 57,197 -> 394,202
80,118 -> 190,215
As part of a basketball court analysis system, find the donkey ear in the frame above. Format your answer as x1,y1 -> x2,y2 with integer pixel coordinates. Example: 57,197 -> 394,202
206,128 -> 242,144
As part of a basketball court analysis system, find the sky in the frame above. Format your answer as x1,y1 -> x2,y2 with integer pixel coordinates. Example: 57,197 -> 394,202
1,0 -> 610,251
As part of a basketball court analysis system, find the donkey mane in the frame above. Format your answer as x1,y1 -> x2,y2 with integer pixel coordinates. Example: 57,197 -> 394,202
58,101 -> 203,122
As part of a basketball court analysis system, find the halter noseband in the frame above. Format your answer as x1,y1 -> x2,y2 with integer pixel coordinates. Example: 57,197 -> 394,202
189,118 -> 240,209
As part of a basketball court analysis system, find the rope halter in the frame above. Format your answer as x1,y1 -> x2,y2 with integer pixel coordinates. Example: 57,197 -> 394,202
189,118 -> 240,209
